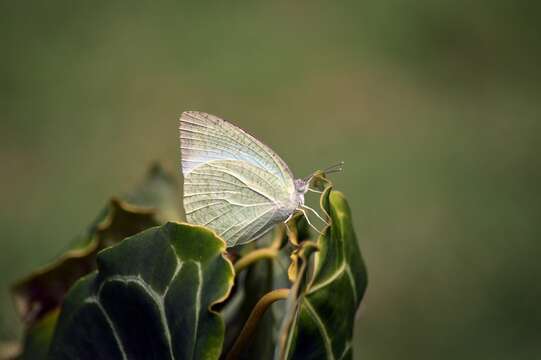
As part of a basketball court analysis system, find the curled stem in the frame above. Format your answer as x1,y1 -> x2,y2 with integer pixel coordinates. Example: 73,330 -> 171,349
234,226 -> 284,274
225,288 -> 290,360
234,248 -> 278,274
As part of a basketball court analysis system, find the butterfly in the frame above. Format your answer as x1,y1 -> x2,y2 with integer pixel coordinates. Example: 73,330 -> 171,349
179,111 -> 342,247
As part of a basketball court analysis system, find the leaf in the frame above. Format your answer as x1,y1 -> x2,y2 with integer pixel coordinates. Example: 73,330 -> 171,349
18,309 -> 59,360
221,228 -> 284,360
48,222 -> 234,360
0,342 -> 21,360
277,188 -> 368,360
122,162 -> 183,222
276,241 -> 319,356
11,163 -> 180,327
11,199 -> 159,327
284,212 -> 309,247
221,218 -> 310,360
235,255 -> 276,360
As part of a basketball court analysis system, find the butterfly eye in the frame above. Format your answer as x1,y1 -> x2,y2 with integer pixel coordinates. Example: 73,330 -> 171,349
294,179 -> 308,193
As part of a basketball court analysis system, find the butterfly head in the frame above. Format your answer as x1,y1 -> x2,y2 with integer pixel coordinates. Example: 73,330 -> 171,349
294,178 -> 308,206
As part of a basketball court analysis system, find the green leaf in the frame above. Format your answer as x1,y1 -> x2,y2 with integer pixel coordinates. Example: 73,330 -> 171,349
11,163 -> 180,327
222,228 -> 283,360
48,222 -> 234,360
18,309 -> 59,360
122,162 -> 183,222
222,218 -> 309,360
278,188 -> 368,360
234,256 -> 276,360
11,199 -> 160,327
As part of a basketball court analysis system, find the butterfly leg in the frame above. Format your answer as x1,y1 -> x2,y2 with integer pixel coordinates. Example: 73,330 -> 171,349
297,208 -> 324,235
301,205 -> 330,226
284,212 -> 294,224
283,212 -> 295,240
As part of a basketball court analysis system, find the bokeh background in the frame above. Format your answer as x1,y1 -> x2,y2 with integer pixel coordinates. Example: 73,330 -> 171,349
1,1 -> 540,359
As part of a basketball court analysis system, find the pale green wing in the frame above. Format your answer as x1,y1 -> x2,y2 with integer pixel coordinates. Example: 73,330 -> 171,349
180,111 -> 298,246
184,160 -> 294,247
180,111 -> 295,190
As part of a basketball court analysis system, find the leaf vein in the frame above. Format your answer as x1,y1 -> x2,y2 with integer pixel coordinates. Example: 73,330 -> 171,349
304,299 -> 335,360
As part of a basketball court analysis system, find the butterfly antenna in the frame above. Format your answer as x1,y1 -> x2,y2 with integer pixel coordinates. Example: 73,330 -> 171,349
322,161 -> 345,174
303,161 -> 344,182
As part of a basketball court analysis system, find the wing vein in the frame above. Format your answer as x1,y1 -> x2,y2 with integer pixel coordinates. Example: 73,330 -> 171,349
179,111 -> 297,246
181,129 -> 270,172
228,207 -> 277,244
205,162 -> 278,203
220,207 -> 275,238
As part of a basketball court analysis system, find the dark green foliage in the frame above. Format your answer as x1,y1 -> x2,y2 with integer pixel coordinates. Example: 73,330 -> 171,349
278,188 -> 368,360
10,168 -> 366,360
11,164 -> 181,359
18,310 -> 59,360
48,223 -> 234,360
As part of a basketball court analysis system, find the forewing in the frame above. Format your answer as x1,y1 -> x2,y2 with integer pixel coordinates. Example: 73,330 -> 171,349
180,111 -> 294,189
184,160 -> 293,247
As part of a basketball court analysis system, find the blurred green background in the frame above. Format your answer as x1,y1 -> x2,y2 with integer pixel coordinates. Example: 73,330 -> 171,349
1,1 -> 540,359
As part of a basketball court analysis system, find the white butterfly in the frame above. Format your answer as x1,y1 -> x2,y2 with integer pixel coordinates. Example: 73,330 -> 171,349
179,111 -> 342,247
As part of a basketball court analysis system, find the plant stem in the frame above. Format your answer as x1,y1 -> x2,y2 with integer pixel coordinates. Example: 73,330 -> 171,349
225,288 -> 290,360
233,227 -> 284,274
234,248 -> 278,274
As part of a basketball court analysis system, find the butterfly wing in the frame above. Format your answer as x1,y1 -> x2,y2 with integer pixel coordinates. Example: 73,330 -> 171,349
180,111 -> 294,184
179,111 -> 297,246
